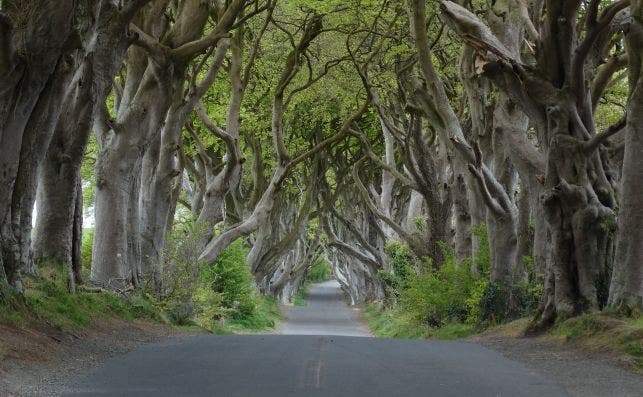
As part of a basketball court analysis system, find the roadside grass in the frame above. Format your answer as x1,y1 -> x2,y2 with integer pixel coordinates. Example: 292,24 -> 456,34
550,312 -> 643,373
0,265 -> 163,331
363,303 -> 475,340
291,283 -> 309,306
0,263 -> 283,336
210,295 -> 282,334
473,312 -> 643,373
365,300 -> 643,372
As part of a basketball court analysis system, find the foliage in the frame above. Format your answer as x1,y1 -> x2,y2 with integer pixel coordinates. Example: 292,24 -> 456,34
399,245 -> 478,327
363,303 -> 475,340
368,224 -> 545,338
379,241 -> 414,300
210,296 -> 282,334
292,284 -> 308,306
203,239 -> 257,319
471,223 -> 490,276
81,228 -> 94,274
306,258 -> 333,283
158,223 -> 280,333
159,221 -> 211,324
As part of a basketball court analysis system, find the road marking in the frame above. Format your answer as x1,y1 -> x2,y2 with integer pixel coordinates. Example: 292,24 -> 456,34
303,358 -> 324,389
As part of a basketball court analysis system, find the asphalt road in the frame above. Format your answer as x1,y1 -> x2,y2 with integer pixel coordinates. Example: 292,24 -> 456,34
278,280 -> 371,337
62,281 -> 569,397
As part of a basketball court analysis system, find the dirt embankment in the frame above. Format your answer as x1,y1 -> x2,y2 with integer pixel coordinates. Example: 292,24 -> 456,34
469,319 -> 643,397
0,318 -> 195,396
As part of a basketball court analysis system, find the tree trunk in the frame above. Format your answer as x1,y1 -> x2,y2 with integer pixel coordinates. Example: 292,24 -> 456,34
71,179 -> 84,289
608,4 -> 643,309
33,57 -> 93,268
92,138 -> 146,288
0,0 -> 76,289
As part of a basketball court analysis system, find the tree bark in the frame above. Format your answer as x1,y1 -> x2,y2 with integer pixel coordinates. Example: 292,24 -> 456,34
0,0 -> 76,290
608,3 -> 643,309
440,0 -> 624,329
33,56 -> 93,268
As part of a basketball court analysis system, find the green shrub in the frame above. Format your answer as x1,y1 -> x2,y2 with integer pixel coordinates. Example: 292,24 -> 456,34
203,239 -> 256,318
192,287 -> 230,328
158,223 -> 281,333
159,221 -> 210,323
399,245 -> 477,327
471,223 -> 490,276
292,284 -> 308,306
465,278 -> 489,324
307,259 -> 332,283
380,241 -> 414,300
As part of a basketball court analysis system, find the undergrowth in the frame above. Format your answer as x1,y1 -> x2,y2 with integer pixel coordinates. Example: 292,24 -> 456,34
551,312 -> 643,373
0,266 -> 161,331
1,224 -> 283,335
368,225 -> 540,340
291,283 -> 308,306
158,222 -> 282,334
210,295 -> 282,334
363,303 -> 475,340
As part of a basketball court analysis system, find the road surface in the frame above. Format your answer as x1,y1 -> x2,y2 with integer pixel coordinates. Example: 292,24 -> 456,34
62,281 -> 568,396
278,280 -> 371,336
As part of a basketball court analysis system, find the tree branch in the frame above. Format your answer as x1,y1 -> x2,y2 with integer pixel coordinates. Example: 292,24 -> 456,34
171,0 -> 245,60
583,116 -> 627,154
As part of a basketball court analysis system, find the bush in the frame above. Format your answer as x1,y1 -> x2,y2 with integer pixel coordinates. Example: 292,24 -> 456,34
203,239 -> 256,318
159,224 -> 277,333
159,221 -> 210,324
399,245 -> 478,327
307,259 -> 333,283
380,241 -> 415,300
375,226 -> 509,334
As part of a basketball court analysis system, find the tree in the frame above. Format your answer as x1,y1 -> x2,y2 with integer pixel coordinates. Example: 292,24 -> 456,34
609,0 -> 643,310
441,0 -> 629,328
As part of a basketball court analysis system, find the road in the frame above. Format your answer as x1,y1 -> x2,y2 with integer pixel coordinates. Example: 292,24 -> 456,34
62,280 -> 568,396
278,280 -> 371,336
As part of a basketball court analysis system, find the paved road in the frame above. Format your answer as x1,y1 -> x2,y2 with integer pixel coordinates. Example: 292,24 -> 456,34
62,281 -> 569,397
278,280 -> 371,336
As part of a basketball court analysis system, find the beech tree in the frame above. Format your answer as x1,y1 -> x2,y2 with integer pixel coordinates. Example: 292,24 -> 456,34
440,0 -> 632,327
609,0 -> 643,309
1,0 -> 640,331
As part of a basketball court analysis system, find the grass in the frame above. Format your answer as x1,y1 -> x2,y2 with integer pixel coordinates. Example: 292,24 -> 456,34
210,295 -> 283,334
0,266 -> 163,331
291,283 -> 309,306
1,261 -> 284,337
550,312 -> 643,373
362,303 -> 475,340
364,302 -> 643,372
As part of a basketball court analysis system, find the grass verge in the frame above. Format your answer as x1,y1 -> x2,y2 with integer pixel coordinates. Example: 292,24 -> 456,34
362,303 -> 475,340
473,312 -> 643,374
210,295 -> 283,334
0,269 -> 163,331
0,265 -> 283,336
291,283 -> 309,307
550,312 -> 643,373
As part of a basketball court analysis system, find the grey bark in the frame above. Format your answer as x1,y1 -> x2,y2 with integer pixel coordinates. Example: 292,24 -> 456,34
33,56 -> 93,268
608,3 -> 643,309
440,0 -> 627,328
0,0 -> 77,290
92,0 -> 243,289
